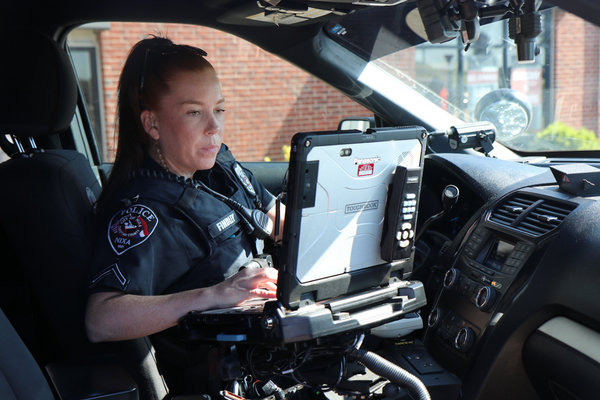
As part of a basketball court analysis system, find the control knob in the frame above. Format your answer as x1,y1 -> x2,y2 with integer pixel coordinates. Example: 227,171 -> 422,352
475,285 -> 497,312
454,327 -> 475,353
443,268 -> 461,290
427,307 -> 443,329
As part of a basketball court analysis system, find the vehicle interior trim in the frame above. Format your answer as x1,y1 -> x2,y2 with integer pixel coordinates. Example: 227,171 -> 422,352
537,316 -> 600,364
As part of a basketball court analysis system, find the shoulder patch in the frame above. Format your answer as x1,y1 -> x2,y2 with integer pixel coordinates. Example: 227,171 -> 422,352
234,163 -> 257,196
108,204 -> 159,255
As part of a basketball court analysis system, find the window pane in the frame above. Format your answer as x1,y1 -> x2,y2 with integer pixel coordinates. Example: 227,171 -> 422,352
70,47 -> 104,157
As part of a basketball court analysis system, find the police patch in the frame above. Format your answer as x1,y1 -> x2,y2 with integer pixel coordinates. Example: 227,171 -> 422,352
108,204 -> 159,255
234,163 -> 256,196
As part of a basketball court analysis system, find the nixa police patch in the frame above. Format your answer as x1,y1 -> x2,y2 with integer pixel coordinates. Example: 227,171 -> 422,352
234,163 -> 256,196
108,204 -> 159,255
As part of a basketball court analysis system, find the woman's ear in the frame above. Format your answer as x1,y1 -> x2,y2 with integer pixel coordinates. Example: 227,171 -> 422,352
140,110 -> 160,140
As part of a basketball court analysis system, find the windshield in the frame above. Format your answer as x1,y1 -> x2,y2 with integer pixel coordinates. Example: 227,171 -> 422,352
328,3 -> 600,153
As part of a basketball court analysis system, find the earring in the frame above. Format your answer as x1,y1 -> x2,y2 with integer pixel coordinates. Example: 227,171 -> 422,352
155,140 -> 169,172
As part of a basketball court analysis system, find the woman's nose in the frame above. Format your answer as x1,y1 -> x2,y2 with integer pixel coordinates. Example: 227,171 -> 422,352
205,113 -> 222,135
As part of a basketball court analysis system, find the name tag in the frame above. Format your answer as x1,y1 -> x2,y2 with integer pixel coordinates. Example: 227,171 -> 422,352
208,211 -> 240,239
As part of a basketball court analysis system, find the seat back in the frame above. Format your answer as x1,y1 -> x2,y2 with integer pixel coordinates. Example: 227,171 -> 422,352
0,307 -> 55,400
0,30 -> 167,400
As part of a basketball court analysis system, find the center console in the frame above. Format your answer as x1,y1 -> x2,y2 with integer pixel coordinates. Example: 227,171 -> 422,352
422,189 -> 577,377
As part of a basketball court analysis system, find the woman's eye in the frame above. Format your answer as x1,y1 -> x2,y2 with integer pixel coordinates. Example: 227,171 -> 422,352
189,111 -> 201,116
215,109 -> 226,115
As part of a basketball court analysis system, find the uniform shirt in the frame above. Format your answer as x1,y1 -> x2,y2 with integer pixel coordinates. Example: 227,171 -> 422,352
87,144 -> 276,296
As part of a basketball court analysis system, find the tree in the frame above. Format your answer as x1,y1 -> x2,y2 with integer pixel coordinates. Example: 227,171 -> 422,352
534,122 -> 600,150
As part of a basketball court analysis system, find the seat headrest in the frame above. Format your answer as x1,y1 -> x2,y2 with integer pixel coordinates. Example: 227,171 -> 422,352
0,30 -> 78,138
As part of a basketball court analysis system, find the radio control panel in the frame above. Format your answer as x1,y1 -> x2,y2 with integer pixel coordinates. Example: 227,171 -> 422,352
451,227 -> 534,301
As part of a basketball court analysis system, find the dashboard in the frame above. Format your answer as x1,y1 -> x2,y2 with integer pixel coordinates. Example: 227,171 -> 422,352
413,153 -> 600,399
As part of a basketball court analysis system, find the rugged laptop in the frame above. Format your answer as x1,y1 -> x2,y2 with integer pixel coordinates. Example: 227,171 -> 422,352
179,127 -> 427,345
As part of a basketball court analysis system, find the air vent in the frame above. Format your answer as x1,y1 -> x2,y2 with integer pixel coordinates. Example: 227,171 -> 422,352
489,193 -> 576,236
489,195 -> 537,227
515,200 -> 576,236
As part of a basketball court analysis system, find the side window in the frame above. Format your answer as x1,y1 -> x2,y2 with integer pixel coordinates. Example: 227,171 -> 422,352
68,23 -> 110,161
69,23 -> 370,164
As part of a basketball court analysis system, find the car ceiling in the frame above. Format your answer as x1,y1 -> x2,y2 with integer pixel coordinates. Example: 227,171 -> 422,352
1,0 -> 361,53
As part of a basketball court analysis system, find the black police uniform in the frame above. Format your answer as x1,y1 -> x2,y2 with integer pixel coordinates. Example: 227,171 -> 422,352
87,144 -> 277,396
88,144 -> 276,297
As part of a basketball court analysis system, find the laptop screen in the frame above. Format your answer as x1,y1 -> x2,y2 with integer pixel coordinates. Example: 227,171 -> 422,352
278,127 -> 426,309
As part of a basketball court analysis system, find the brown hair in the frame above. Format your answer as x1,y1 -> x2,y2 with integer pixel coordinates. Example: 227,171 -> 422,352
96,35 -> 215,216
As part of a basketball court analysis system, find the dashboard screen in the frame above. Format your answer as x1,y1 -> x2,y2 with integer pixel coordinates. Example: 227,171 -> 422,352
484,239 -> 515,271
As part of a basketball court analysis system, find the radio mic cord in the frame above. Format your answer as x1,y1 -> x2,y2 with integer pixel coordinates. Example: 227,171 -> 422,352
194,179 -> 273,240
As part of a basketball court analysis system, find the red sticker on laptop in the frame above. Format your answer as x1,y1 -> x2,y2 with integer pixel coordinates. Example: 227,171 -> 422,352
108,204 -> 159,255
357,163 -> 374,177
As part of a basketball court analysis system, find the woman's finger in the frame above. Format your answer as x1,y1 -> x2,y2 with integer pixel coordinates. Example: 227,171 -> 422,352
259,282 -> 277,291
250,288 -> 277,298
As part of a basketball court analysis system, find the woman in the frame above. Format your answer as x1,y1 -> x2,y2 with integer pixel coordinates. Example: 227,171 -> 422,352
85,36 -> 281,343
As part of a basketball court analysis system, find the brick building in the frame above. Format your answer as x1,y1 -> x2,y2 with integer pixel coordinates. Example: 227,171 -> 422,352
554,9 -> 600,135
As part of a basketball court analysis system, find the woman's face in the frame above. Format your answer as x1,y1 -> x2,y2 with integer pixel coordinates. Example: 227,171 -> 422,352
148,69 -> 225,177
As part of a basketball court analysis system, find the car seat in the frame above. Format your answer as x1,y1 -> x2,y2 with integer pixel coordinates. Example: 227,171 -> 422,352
1,304 -> 141,400
0,29 -> 168,400
0,306 -> 55,400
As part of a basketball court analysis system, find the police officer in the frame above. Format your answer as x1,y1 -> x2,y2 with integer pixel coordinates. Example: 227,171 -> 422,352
85,36 -> 281,344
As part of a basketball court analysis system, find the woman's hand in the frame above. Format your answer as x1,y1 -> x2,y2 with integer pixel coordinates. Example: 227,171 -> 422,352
212,266 -> 278,308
